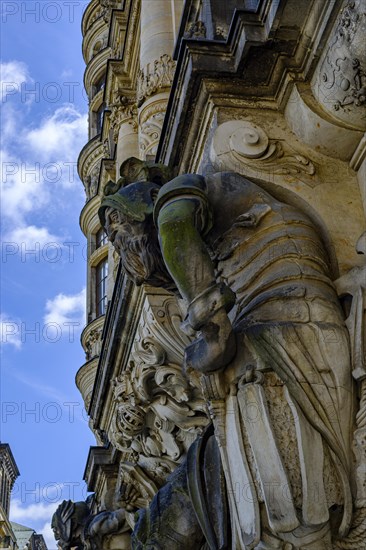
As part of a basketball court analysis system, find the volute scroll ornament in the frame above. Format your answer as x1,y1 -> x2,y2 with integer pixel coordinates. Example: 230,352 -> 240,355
211,120 -> 318,187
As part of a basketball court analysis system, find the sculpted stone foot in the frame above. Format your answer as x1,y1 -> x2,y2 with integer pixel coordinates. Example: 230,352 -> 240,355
184,309 -> 236,373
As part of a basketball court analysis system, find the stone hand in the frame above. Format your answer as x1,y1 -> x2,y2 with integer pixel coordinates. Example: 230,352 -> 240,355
184,309 -> 236,374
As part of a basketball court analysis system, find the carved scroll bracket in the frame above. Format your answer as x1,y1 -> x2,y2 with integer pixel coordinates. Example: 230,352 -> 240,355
211,120 -> 318,187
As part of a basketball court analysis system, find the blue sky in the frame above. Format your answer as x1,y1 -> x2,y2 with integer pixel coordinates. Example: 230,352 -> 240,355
1,2 -> 95,546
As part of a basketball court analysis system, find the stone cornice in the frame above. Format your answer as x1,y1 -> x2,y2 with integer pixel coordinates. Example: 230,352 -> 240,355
83,16 -> 109,65
83,444 -> 118,491
79,194 -> 101,236
76,357 -> 99,410
78,135 -> 104,182
0,444 -> 20,481
82,0 -> 100,36
84,46 -> 112,97
157,0 -> 344,168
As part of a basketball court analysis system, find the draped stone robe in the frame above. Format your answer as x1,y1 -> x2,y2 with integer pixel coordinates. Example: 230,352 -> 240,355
154,172 -> 354,549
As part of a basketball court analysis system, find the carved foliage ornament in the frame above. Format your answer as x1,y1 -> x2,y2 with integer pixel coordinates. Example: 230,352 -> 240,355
109,93 -> 138,142
108,294 -> 208,496
137,54 -> 176,106
211,120 -> 317,187
139,111 -> 165,157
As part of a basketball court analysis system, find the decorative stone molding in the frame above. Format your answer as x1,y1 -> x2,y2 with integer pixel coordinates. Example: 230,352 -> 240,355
85,327 -> 103,361
84,164 -> 100,200
108,291 -> 208,491
139,111 -> 165,157
76,358 -> 99,411
184,20 -> 207,39
78,136 -> 105,186
100,0 -> 118,24
110,95 -> 138,143
211,120 -> 317,187
313,0 -> 366,129
102,137 -> 110,158
137,54 -> 176,106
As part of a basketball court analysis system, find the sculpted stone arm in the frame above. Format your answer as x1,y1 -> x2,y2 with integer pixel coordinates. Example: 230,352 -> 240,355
154,175 -> 236,373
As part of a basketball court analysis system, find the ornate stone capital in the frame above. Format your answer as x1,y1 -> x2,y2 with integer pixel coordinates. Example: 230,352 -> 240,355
137,54 -> 176,106
110,96 -> 138,142
139,111 -> 165,157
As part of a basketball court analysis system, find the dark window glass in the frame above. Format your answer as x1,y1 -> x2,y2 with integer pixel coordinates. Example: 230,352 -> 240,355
96,227 -> 107,249
96,103 -> 105,134
96,259 -> 108,316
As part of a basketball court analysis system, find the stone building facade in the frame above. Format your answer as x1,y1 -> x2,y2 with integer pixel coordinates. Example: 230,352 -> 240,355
0,444 -> 19,549
54,0 -> 366,548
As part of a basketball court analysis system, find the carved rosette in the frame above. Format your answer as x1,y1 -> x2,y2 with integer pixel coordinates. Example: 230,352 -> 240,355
137,54 -> 176,106
108,290 -> 208,504
211,120 -> 317,187
313,0 -> 366,129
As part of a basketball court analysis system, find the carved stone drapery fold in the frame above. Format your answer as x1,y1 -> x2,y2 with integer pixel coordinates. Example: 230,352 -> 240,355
137,54 -> 176,106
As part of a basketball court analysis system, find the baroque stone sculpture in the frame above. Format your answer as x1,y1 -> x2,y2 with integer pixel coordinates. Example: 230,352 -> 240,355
96,158 -> 363,549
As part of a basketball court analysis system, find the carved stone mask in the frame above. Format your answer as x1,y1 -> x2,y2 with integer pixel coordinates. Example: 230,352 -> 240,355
99,183 -> 176,291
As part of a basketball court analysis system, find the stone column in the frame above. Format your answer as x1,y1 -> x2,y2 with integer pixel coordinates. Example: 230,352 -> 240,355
138,0 -> 182,159
110,95 -> 139,172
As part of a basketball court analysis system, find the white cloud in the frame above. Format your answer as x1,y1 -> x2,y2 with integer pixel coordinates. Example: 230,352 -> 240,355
10,499 -> 59,522
5,225 -> 64,251
0,147 -> 49,224
0,60 -> 32,101
0,313 -> 22,349
25,104 -> 88,168
1,102 -> 87,227
10,499 -> 60,548
40,520 -> 58,550
44,288 -> 86,328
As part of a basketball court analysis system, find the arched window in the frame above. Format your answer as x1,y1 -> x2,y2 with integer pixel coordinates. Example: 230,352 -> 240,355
96,259 -> 108,316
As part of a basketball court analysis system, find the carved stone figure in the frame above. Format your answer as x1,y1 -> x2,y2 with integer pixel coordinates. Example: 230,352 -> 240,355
52,498 -> 129,550
99,161 -> 356,549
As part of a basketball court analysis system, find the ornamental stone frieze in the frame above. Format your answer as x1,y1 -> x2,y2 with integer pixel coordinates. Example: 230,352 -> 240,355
137,54 -> 176,106
312,0 -> 366,130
